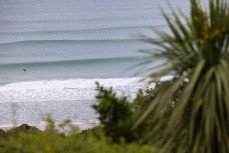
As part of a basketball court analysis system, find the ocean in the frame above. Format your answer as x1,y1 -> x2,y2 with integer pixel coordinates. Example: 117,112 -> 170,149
0,0 -> 191,129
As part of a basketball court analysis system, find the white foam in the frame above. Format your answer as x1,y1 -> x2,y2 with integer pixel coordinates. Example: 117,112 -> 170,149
0,78 -> 155,103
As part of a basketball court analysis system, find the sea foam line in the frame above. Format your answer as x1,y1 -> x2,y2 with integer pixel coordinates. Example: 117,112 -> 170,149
0,77 -> 174,103
0,78 -> 147,103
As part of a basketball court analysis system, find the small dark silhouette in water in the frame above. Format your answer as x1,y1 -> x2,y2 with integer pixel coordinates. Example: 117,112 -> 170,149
23,69 -> 26,72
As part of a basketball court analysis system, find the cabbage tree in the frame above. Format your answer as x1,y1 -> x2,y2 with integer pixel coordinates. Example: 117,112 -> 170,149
136,0 -> 229,153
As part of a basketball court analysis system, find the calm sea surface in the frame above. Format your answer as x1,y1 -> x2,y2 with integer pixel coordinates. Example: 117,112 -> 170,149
0,0 -> 192,129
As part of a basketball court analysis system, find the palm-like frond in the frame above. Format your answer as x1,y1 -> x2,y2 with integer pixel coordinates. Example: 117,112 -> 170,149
136,0 -> 229,153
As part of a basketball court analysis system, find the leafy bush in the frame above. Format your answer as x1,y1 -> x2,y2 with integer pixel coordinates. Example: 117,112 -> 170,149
92,81 -> 185,143
92,82 -> 135,142
0,117 -> 155,153
6,124 -> 40,135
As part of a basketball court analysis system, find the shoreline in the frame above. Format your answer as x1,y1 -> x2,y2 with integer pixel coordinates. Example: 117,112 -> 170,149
0,122 -> 99,131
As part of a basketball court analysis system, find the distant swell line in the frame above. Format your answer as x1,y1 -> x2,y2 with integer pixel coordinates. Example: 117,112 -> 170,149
0,25 -> 168,35
0,15 -> 160,23
0,39 -> 144,46
0,56 -> 146,67
0,37 -> 163,46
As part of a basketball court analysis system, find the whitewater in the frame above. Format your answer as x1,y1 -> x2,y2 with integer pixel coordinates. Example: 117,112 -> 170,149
0,0 -> 191,129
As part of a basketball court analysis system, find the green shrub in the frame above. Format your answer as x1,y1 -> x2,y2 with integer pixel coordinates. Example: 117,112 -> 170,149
0,117 -> 155,153
93,82 -> 135,142
92,81 -> 184,143
6,124 -> 40,135
0,129 -> 6,139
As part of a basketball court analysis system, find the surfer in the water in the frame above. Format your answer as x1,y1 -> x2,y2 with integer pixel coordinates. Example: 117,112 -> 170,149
23,69 -> 26,72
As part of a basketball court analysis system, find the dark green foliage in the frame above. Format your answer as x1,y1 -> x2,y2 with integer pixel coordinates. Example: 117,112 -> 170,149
92,81 -> 185,144
92,82 -> 156,143
0,129 -> 6,138
93,82 -> 134,142
7,124 -> 40,135
0,124 -> 41,141
0,117 -> 155,153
